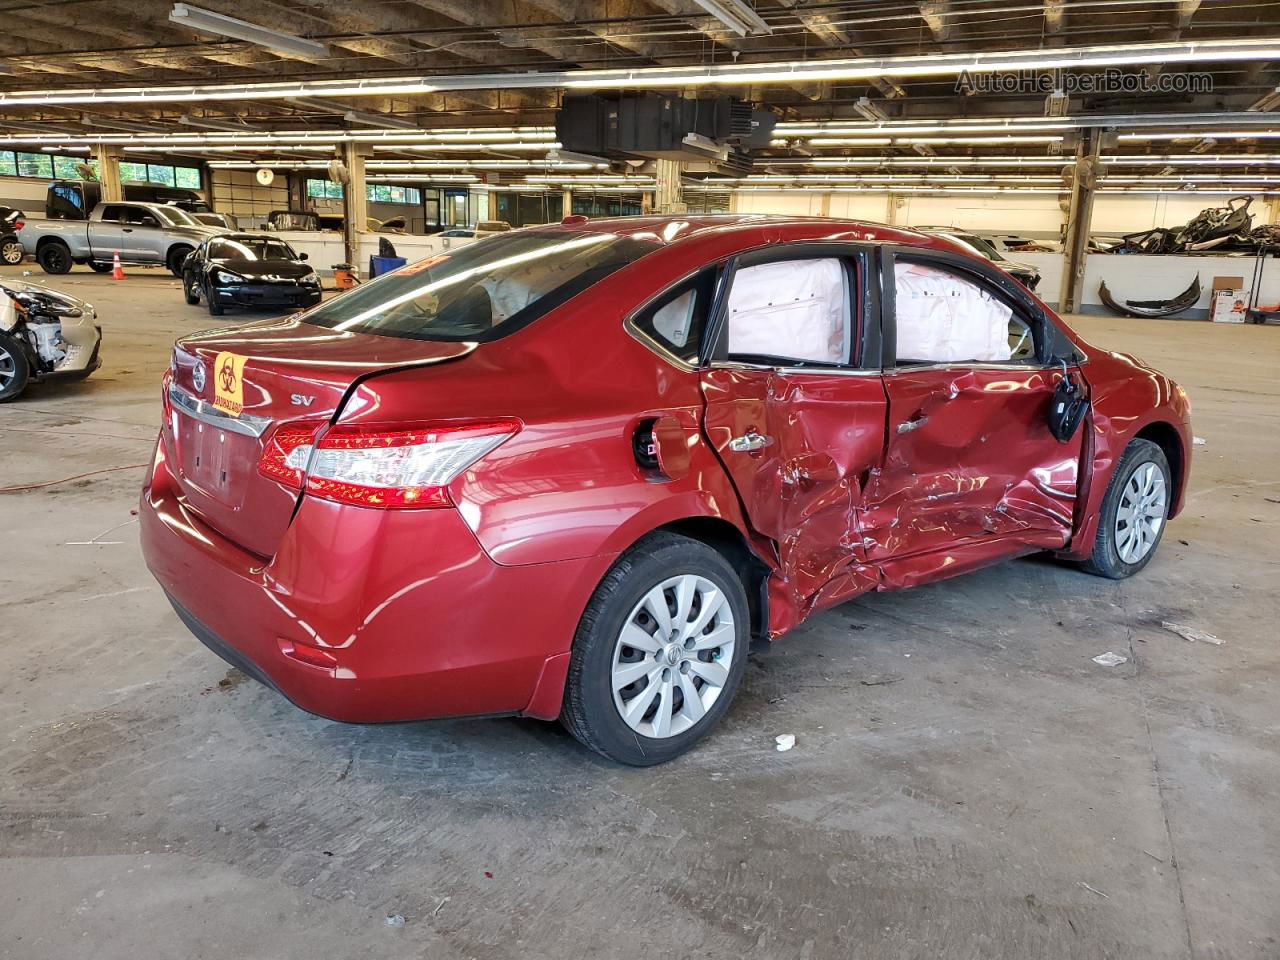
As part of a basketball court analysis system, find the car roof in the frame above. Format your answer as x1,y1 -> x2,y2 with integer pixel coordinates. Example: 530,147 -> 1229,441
548,213 -> 945,251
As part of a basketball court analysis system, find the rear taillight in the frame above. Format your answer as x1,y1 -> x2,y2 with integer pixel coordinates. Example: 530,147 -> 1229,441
258,418 -> 520,509
13,220 -> 24,231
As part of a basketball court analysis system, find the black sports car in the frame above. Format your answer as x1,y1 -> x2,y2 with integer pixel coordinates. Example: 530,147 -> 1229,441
182,234 -> 322,316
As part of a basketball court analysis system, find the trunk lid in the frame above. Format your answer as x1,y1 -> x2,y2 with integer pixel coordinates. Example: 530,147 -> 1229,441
164,314 -> 474,557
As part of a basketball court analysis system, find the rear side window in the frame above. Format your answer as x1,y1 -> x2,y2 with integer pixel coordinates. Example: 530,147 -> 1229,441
302,229 -> 658,342
99,205 -> 125,223
724,257 -> 853,365
631,269 -> 717,364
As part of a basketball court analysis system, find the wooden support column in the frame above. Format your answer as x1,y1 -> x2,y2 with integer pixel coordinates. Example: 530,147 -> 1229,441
1058,128 -> 1100,315
93,145 -> 122,202
340,142 -> 369,272
653,158 -> 686,215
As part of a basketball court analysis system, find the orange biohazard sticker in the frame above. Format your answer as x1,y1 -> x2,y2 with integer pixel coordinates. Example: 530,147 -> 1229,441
212,351 -> 247,418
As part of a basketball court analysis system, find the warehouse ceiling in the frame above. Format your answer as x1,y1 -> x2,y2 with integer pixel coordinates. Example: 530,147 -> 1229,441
1,0 -> 1279,194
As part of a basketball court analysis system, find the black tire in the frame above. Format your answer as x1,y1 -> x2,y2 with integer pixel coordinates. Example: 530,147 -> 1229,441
561,532 -> 750,766
207,290 -> 224,316
183,272 -> 200,304
0,331 -> 31,402
167,246 -> 193,277
88,261 -> 113,274
37,241 -> 72,275
1,238 -> 22,266
1081,438 -> 1172,579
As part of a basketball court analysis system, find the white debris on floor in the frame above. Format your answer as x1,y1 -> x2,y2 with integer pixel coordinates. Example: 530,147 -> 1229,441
775,734 -> 796,752
1161,621 -> 1225,645
1092,652 -> 1129,667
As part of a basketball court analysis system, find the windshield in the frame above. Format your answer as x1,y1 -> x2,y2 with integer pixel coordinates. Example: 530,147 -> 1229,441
209,238 -> 297,261
155,206 -> 199,227
955,234 -> 1005,261
303,229 -> 657,342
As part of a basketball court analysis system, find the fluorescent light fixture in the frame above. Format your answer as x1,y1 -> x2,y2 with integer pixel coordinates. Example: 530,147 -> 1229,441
169,3 -> 328,59
3,39 -> 1278,105
1120,130 -> 1280,140
805,135 -> 1063,146
178,113 -> 258,132
344,110 -> 418,130
853,97 -> 889,123
690,0 -> 772,37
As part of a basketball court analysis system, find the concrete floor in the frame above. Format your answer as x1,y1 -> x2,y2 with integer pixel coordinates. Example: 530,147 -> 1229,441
1,264 -> 1277,960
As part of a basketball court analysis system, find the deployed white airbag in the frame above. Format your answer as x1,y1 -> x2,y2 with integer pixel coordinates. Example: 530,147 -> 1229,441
894,262 -> 1013,363
726,258 -> 849,363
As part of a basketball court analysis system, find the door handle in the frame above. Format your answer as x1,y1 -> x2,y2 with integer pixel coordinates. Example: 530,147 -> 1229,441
896,416 -> 929,434
729,431 -> 774,453
122,228 -> 134,233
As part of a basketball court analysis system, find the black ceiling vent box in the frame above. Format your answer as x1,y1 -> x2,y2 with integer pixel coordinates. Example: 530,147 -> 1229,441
555,94 -> 777,174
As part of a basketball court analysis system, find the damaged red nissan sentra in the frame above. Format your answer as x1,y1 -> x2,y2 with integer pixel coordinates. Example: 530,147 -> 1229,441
141,216 -> 1192,765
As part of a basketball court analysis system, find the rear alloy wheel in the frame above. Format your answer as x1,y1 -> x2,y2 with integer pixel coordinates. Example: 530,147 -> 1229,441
1,239 -> 22,266
0,332 -> 31,402
561,533 -> 749,765
167,246 -> 192,277
37,242 -> 72,275
1081,438 -> 1171,579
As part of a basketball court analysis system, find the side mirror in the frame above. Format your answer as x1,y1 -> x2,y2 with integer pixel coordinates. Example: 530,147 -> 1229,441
298,252 -> 309,261
1047,360 -> 1089,443
140,216 -> 159,228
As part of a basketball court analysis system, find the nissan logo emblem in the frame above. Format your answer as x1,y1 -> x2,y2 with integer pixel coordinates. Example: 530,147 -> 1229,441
192,363 -> 206,393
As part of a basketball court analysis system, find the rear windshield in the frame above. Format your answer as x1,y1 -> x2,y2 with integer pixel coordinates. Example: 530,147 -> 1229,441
302,229 -> 657,342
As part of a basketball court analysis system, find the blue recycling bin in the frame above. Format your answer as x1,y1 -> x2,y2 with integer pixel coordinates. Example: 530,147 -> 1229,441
369,255 -> 407,277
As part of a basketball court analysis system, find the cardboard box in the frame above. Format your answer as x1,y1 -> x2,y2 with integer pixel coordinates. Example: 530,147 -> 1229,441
1211,288 -> 1247,323
1211,276 -> 1245,295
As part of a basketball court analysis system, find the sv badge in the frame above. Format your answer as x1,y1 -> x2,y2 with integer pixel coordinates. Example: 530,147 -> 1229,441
291,393 -> 316,407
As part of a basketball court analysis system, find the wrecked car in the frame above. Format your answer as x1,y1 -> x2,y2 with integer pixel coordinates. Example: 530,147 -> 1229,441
0,277 -> 102,401
141,216 -> 1192,765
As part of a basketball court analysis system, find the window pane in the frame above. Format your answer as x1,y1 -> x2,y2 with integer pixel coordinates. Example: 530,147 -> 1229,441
893,261 -> 1016,364
406,187 -> 420,204
119,161 -> 149,182
148,164 -> 176,186
373,184 -> 392,202
726,258 -> 851,364
307,179 -> 326,198
175,166 -> 201,189
16,152 -> 53,178
52,156 -> 86,179
302,230 -> 657,342
389,185 -> 405,203
0,152 -> 15,176
326,181 -> 344,198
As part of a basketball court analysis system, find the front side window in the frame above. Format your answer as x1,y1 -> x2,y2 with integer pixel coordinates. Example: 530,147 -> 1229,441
892,259 -> 1034,364
724,257 -> 852,365
303,229 -> 657,342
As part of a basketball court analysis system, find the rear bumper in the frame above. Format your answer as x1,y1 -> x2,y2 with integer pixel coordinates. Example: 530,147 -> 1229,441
212,284 -> 321,309
140,440 -> 600,723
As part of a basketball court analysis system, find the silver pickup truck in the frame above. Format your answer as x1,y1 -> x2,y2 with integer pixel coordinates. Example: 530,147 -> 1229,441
18,201 -> 221,276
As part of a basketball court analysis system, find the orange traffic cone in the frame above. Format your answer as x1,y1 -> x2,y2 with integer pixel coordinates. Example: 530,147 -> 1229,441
111,251 -> 125,280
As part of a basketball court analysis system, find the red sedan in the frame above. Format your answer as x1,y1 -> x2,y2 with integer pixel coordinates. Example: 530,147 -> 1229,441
141,216 -> 1191,765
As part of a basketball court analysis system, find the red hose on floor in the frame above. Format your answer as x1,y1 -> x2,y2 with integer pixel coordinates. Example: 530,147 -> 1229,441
0,462 -> 147,494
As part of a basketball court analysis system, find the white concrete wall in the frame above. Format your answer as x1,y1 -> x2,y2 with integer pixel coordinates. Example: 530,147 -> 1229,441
277,231 -> 476,277
727,189 -> 1276,239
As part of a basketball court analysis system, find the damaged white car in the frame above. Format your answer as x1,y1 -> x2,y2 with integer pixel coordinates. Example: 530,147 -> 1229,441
0,278 -> 102,401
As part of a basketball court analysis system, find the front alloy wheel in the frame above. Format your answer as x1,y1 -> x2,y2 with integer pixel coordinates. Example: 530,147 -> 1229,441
1114,461 -> 1167,564
0,333 -> 31,401
562,532 -> 750,765
1081,437 -> 1172,579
